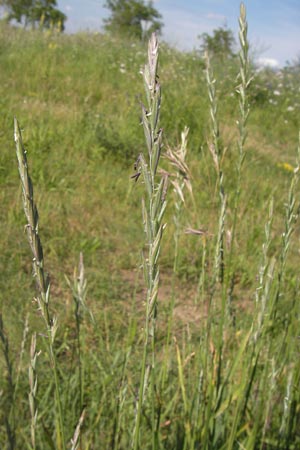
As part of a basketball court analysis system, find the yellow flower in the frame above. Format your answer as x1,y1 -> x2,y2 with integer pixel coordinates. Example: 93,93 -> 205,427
48,42 -> 58,50
277,162 -> 294,172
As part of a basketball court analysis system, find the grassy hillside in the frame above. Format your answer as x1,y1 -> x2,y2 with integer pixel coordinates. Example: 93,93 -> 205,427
1,7 -> 300,448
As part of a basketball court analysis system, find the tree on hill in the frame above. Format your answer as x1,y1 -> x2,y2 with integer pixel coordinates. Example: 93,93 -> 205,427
199,26 -> 236,60
0,0 -> 66,31
104,0 -> 163,40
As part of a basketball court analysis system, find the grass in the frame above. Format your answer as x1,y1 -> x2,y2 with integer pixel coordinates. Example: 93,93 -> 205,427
1,3 -> 300,448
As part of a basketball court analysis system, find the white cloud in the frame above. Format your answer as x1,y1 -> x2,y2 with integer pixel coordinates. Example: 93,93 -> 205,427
65,5 -> 72,12
256,57 -> 280,68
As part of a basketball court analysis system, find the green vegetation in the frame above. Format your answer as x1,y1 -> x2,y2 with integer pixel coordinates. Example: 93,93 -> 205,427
1,3 -> 300,448
199,26 -> 236,60
0,0 -> 66,31
104,0 -> 163,40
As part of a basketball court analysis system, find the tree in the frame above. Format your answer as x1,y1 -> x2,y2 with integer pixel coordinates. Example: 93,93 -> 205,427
0,0 -> 66,31
30,0 -> 66,30
104,0 -> 163,40
199,27 -> 236,60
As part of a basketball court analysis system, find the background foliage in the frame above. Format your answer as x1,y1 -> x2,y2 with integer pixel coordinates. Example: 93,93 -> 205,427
103,0 -> 163,39
0,0 -> 66,30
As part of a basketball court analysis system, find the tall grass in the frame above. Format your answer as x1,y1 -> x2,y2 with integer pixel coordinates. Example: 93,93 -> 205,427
14,117 -> 66,449
132,32 -> 168,450
0,2 -> 300,449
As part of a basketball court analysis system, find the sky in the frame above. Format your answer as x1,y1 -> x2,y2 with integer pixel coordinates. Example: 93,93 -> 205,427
57,0 -> 300,67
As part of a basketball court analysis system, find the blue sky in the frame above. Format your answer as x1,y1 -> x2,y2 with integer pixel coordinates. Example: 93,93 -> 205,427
57,0 -> 300,67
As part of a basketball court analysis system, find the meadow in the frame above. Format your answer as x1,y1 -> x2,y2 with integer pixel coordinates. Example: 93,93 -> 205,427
1,4 -> 300,449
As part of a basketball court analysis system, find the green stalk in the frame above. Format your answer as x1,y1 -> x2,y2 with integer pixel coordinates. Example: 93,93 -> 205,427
14,118 -> 66,450
162,127 -> 191,388
225,2 -> 252,310
253,199 -> 274,342
174,337 -> 192,448
271,134 -> 300,324
28,333 -> 38,450
66,252 -> 93,413
132,33 -> 167,450
203,49 -> 229,446
0,314 -> 15,450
